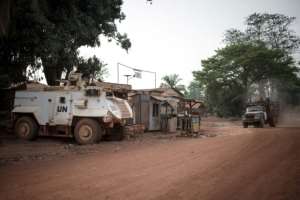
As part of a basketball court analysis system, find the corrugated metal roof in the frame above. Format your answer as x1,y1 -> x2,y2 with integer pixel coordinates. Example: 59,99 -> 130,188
151,95 -> 167,102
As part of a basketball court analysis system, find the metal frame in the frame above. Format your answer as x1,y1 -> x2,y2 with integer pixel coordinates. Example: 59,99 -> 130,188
117,62 -> 157,88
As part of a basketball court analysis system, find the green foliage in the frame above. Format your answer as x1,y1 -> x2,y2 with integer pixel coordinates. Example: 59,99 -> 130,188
0,0 -> 131,87
277,72 -> 300,105
77,55 -> 108,82
161,74 -> 186,93
161,74 -> 182,88
185,80 -> 204,100
193,43 -> 299,117
225,13 -> 300,52
192,12 -> 300,117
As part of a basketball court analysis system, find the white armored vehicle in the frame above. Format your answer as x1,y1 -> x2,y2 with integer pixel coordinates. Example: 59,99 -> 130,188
12,73 -> 133,144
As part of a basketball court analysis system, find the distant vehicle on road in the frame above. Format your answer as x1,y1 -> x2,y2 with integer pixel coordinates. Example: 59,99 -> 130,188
242,99 -> 279,128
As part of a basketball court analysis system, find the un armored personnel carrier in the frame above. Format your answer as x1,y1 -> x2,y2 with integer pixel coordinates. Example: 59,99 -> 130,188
12,73 -> 133,145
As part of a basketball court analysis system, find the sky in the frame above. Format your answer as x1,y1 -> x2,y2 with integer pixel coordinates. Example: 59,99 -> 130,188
79,0 -> 300,89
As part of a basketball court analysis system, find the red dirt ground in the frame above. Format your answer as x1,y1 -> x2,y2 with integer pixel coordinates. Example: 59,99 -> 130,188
0,117 -> 299,200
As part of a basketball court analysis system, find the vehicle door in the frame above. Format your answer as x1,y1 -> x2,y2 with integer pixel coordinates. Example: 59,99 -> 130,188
54,93 -> 72,125
149,102 -> 160,130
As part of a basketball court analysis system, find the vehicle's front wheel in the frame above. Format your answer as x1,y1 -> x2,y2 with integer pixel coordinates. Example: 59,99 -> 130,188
243,122 -> 248,128
14,116 -> 38,140
74,118 -> 101,145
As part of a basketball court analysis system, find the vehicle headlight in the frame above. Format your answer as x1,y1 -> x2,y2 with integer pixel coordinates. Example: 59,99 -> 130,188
103,112 -> 113,123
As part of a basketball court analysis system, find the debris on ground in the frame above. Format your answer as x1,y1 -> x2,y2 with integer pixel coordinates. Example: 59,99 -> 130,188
124,124 -> 145,140
0,117 -> 233,166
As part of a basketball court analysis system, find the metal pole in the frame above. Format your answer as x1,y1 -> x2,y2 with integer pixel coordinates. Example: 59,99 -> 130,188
124,75 -> 132,85
117,62 -> 157,87
154,72 -> 156,88
117,63 -> 119,83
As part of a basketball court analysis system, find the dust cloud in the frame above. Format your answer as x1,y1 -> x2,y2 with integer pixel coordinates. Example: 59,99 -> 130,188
278,106 -> 300,127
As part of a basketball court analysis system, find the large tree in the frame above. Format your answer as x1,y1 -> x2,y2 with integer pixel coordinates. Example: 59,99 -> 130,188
224,13 -> 300,102
192,13 -> 300,116
194,43 -> 298,116
0,0 -> 131,87
225,13 -> 300,53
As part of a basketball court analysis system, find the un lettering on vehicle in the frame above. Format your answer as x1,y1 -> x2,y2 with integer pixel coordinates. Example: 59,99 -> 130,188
57,106 -> 68,113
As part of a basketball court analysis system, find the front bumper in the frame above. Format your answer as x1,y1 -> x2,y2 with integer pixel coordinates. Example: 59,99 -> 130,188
243,119 -> 261,124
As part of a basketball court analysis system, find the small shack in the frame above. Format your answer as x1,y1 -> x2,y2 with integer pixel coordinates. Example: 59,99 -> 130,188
177,99 -> 205,135
129,88 -> 183,131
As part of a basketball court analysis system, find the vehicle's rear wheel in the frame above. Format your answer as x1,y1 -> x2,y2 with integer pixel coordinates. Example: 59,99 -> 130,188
243,123 -> 248,128
14,116 -> 38,140
259,119 -> 264,128
269,117 -> 276,127
74,118 -> 101,145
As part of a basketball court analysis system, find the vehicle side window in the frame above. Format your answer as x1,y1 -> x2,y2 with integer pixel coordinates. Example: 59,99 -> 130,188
106,92 -> 113,97
59,97 -> 66,104
85,89 -> 100,96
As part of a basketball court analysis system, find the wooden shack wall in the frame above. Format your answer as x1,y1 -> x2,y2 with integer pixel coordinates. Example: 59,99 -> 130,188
148,98 -> 161,131
131,94 -> 150,130
130,94 -> 164,131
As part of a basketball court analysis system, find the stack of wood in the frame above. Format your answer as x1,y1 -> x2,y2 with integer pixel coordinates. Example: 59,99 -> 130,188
124,124 -> 145,139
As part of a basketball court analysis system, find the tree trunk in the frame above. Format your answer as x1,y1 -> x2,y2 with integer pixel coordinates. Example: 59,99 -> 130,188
258,80 -> 266,99
0,0 -> 12,36
44,65 -> 62,86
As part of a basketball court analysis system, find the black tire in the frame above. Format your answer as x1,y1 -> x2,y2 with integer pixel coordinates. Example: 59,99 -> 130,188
95,125 -> 105,143
259,119 -> 264,128
74,118 -> 102,145
243,123 -> 248,128
112,124 -> 124,141
14,116 -> 38,141
270,123 -> 276,127
269,117 -> 276,127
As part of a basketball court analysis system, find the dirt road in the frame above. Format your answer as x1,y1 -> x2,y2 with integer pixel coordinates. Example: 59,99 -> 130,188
0,120 -> 299,200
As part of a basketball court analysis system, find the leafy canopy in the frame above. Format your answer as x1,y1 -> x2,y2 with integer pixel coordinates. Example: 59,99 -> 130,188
0,0 -> 131,86
225,13 -> 300,52
161,74 -> 186,93
161,74 -> 182,88
194,43 -> 298,116
192,12 -> 300,117
77,55 -> 108,82
185,80 -> 204,100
